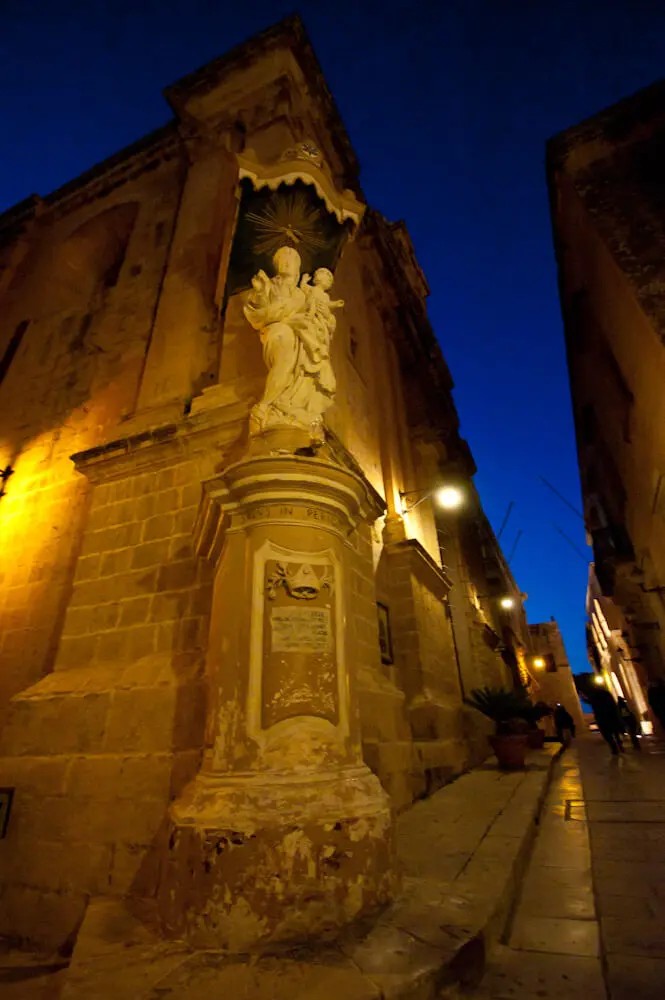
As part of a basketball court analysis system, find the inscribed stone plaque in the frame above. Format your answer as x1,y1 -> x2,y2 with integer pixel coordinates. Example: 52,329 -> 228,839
271,607 -> 331,654
261,558 -> 338,729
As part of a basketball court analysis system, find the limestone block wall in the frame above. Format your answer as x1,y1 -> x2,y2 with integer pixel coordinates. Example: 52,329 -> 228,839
0,157 -> 184,715
0,453 -> 213,950
375,540 -> 467,802
0,462 -> 90,721
325,242 -> 384,496
553,166 -> 665,668
352,523 -> 412,811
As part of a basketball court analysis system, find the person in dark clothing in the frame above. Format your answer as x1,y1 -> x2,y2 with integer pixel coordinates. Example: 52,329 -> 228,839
588,687 -> 624,755
647,679 -> 665,733
617,697 -> 640,750
553,704 -> 576,747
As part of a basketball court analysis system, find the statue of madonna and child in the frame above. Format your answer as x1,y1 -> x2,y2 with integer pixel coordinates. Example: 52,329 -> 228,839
243,246 -> 344,444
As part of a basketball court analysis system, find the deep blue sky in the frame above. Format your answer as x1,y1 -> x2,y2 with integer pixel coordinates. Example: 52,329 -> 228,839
3,1 -> 664,672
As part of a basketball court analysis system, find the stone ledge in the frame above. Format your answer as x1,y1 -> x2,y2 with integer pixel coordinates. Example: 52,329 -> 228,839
50,746 -> 561,999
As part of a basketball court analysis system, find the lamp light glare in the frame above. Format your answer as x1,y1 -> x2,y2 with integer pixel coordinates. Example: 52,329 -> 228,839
499,596 -> 515,610
533,657 -> 545,669
435,486 -> 464,510
593,674 -> 605,686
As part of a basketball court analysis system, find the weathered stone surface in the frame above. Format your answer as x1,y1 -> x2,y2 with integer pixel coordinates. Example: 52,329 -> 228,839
474,946 -> 606,1000
605,954 -> 665,1000
509,914 -> 600,958
0,961 -> 69,1000
158,454 -> 394,950
30,748 -> 560,999
140,951 -> 382,1000
0,16 -> 534,957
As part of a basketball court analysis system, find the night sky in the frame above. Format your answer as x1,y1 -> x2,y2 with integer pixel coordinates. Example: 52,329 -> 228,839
3,1 -> 665,673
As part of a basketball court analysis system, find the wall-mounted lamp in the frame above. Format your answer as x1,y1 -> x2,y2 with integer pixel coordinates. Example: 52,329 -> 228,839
533,657 -> 546,669
593,673 -> 605,686
474,592 -> 520,611
399,484 -> 465,515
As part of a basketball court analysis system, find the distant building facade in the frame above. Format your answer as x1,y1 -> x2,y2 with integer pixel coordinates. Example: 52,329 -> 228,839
547,81 -> 665,703
0,19 -> 526,952
586,564 -> 652,732
526,620 -> 585,733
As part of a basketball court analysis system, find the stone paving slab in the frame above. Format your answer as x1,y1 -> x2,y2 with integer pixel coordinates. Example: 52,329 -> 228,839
577,736 -> 665,1000
472,945 -> 606,1000
605,954 -> 665,1000
3,746 -> 560,999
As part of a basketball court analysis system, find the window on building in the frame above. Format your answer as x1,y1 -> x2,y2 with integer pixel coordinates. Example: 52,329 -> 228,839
0,320 -> 29,385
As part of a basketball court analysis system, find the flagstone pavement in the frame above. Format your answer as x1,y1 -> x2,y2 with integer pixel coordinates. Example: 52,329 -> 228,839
473,734 -> 665,1000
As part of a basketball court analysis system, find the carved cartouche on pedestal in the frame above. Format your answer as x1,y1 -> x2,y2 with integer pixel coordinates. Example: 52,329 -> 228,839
243,246 -> 343,445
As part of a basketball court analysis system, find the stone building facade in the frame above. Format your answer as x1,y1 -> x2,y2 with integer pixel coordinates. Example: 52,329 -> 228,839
0,18 -> 521,951
585,564 -> 652,732
547,82 -> 665,697
526,620 -> 585,733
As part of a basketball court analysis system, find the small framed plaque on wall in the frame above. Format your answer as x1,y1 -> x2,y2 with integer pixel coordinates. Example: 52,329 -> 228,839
377,603 -> 394,665
0,788 -> 15,839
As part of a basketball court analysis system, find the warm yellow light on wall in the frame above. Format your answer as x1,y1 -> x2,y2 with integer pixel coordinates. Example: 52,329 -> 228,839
533,657 -> 546,669
593,598 -> 612,639
516,647 -> 530,686
593,673 -> 605,685
499,596 -> 515,610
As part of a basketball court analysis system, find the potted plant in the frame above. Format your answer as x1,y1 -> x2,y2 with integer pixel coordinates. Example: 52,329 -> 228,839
468,686 -> 532,769
524,701 -> 553,749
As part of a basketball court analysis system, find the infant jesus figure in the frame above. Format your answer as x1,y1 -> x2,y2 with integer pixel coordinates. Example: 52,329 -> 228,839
300,267 -> 345,331
295,267 -> 344,403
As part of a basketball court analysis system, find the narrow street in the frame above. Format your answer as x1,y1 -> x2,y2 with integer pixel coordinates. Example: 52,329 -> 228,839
472,735 -> 665,1000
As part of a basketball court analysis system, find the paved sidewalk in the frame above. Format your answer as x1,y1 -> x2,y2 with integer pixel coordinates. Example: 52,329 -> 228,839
472,747 -> 605,1000
473,735 -> 665,1000
578,733 -> 665,1000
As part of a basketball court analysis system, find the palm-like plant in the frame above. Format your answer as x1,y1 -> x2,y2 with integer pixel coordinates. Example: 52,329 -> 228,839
523,700 -> 553,726
468,686 -> 532,735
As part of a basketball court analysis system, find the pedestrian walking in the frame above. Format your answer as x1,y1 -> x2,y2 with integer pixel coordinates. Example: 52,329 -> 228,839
553,703 -> 575,748
587,687 -> 624,755
647,679 -> 665,734
617,697 -> 640,750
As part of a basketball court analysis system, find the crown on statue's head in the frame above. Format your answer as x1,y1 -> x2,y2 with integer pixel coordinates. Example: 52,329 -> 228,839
273,246 -> 301,270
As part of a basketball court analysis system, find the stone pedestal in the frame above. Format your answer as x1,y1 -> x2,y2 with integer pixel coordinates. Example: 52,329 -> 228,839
157,450 -> 394,950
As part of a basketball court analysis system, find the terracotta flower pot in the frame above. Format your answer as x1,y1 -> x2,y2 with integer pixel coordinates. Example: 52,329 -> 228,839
489,734 -> 528,769
527,729 -> 545,750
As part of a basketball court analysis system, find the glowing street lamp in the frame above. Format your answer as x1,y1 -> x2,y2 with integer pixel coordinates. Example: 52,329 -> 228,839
475,592 -> 521,611
399,483 -> 466,515
533,657 -> 546,669
434,486 -> 464,511
593,674 -> 605,686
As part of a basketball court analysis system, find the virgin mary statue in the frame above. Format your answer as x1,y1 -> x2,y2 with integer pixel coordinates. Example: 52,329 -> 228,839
243,246 -> 342,442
